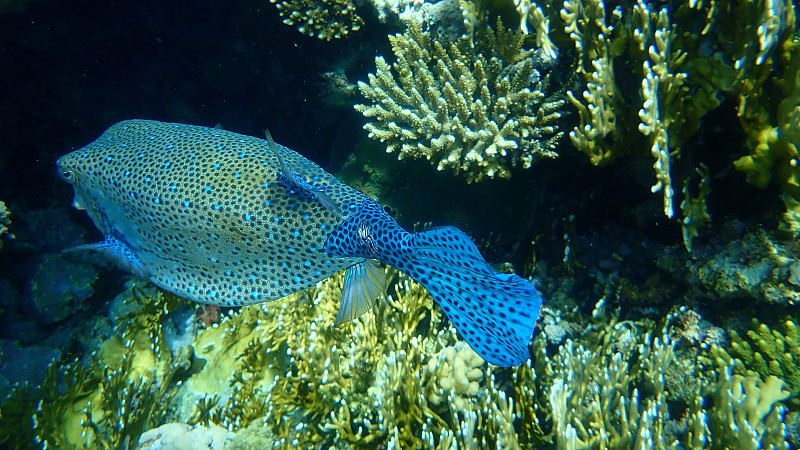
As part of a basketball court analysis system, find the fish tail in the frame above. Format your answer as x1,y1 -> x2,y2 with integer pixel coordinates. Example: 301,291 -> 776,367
400,226 -> 542,366
324,199 -> 541,366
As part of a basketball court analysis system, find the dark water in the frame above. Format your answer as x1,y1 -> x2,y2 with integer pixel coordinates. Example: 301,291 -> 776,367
0,0 -> 387,204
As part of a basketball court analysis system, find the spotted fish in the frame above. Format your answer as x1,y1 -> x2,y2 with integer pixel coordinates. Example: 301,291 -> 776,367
57,120 -> 543,366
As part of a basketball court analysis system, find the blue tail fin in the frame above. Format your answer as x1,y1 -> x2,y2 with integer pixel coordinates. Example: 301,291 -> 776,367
323,199 -> 542,366
402,226 -> 542,366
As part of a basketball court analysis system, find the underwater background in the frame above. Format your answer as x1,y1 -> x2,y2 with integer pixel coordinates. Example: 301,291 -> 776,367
1,0 -> 800,448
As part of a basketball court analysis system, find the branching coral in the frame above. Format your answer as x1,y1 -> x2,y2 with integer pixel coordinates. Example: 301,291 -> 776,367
5,265 -> 793,449
562,0 -> 625,166
680,164 -> 712,252
558,0 -> 798,227
527,301 -> 790,449
29,341 -> 178,449
727,318 -> 800,397
0,200 -> 10,250
688,360 -> 790,449
734,33 -> 800,200
514,0 -> 557,60
268,0 -> 363,40
355,20 -> 565,182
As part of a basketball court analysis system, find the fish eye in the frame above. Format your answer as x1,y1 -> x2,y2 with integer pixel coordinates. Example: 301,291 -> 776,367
59,168 -> 75,181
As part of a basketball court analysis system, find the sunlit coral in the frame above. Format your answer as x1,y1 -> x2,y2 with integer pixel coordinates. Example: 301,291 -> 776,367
355,20 -> 564,182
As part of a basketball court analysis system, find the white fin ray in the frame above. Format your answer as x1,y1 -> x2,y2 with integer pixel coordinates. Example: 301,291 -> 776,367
335,259 -> 386,326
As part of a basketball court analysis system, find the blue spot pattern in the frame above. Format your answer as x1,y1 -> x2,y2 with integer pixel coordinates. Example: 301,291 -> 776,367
56,119 -> 542,366
325,199 -> 542,366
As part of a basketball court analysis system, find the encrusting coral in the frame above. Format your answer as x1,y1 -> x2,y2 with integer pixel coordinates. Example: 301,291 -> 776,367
355,19 -> 565,182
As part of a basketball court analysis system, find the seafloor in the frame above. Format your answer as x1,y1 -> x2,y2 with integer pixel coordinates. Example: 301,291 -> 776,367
1,0 -> 800,448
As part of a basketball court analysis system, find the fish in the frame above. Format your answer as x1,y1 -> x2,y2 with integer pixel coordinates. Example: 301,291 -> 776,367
56,119 -> 543,366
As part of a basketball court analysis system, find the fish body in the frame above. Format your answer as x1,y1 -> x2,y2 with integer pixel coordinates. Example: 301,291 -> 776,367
57,119 -> 542,366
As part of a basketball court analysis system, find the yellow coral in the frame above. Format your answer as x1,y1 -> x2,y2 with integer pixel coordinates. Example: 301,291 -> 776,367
734,34 -> 800,199
268,0 -> 363,40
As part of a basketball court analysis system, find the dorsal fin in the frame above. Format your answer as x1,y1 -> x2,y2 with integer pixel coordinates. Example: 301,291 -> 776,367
265,129 -> 342,218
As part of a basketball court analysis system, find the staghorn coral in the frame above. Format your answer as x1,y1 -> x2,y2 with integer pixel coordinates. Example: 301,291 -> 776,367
268,0 -> 363,40
355,20 -> 565,182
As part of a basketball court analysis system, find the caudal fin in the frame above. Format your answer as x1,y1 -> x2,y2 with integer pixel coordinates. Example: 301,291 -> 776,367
401,226 -> 542,366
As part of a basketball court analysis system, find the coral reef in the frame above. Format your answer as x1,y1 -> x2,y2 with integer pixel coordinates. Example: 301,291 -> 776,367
6,1 -> 800,449
0,285 -> 185,449
726,318 -> 800,398
554,0 -> 798,239
0,200 -> 10,250
355,20 -> 565,182
268,0 -> 363,40
731,14 -> 800,200
692,363 -> 790,449
3,260 -> 795,449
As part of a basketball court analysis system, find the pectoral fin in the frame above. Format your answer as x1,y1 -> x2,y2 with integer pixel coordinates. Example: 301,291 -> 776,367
335,259 -> 386,326
63,237 -> 151,278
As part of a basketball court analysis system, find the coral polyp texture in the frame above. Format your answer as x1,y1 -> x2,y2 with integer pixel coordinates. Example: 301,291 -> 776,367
268,0 -> 363,40
355,20 -> 565,182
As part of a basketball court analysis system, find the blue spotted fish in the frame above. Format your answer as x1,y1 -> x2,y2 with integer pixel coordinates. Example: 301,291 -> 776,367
57,120 -> 543,366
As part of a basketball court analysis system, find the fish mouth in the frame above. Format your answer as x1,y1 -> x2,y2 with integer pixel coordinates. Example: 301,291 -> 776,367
72,190 -> 87,211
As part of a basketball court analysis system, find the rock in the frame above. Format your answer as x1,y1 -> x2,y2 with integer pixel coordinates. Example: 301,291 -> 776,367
136,423 -> 234,450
